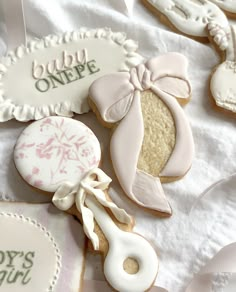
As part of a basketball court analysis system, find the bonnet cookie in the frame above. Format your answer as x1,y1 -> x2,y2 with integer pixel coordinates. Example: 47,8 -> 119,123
13,116 -> 159,292
0,201 -> 85,292
142,0 -> 228,40
0,28 -> 142,122
89,53 -> 194,216
208,22 -> 236,115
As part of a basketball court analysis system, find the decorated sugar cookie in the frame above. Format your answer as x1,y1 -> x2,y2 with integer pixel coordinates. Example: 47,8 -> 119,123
209,0 -> 236,17
208,22 -> 236,114
14,116 -> 159,292
0,28 -> 142,122
0,201 -> 85,292
89,53 -> 194,216
142,0 -> 228,40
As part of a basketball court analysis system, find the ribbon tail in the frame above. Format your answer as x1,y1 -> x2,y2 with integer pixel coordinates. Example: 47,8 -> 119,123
52,182 -> 76,211
2,0 -> 27,52
132,170 -> 172,215
80,204 -> 100,251
75,188 -> 100,250
91,188 -> 132,224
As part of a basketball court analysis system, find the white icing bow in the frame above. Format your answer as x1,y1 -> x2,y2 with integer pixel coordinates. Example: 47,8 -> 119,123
52,168 -> 132,250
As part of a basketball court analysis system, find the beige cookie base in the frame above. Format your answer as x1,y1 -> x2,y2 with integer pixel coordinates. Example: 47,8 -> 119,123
142,0 -> 209,43
221,9 -> 236,19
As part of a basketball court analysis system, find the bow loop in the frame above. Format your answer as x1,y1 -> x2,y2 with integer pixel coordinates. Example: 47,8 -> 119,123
52,168 -> 132,250
130,64 -> 152,91
52,182 -> 77,211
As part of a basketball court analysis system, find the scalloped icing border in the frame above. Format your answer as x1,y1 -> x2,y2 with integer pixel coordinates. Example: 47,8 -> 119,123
0,212 -> 61,292
0,28 -> 143,122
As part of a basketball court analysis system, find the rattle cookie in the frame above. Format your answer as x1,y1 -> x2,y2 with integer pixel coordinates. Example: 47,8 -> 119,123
89,53 -> 194,216
0,28 -> 142,122
142,0 -> 228,40
208,22 -> 236,115
14,116 -> 159,292
0,201 -> 85,292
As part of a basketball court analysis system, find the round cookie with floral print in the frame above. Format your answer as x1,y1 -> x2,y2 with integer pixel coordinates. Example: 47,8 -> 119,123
14,117 -> 101,192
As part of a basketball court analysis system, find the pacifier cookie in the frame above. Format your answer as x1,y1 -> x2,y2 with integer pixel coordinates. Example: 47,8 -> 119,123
142,0 -> 228,40
14,116 -> 159,292
208,22 -> 236,115
0,28 -> 142,122
0,201 -> 85,292
89,53 -> 194,216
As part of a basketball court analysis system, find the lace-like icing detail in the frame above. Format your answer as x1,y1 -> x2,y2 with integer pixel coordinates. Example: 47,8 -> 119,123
216,89 -> 236,112
0,212 -> 62,292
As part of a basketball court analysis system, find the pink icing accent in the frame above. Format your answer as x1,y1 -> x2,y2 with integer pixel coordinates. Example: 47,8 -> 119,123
89,53 -> 194,214
14,117 -> 101,193
32,167 -> 39,175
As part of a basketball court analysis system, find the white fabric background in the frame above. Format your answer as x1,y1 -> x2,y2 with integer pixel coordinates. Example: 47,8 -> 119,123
0,0 -> 236,291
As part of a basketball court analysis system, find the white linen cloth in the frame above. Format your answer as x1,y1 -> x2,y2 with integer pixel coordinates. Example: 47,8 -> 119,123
0,0 -> 236,291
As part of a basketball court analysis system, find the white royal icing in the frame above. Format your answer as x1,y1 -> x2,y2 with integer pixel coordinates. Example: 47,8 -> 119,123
210,25 -> 236,113
0,28 -> 143,122
0,202 -> 85,292
146,0 -> 229,37
14,117 -> 101,192
209,0 -> 236,14
208,22 -> 230,50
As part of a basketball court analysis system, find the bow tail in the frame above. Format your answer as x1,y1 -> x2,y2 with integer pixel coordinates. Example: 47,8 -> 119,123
76,188 -> 100,250
110,92 -> 171,214
89,187 -> 132,224
132,170 -> 171,214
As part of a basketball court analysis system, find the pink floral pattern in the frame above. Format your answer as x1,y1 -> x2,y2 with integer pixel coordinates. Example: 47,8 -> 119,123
14,117 -> 101,191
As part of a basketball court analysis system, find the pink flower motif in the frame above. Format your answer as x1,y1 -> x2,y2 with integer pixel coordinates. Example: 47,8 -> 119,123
32,167 -> 39,175
36,137 -> 54,159
34,180 -> 43,187
25,174 -> 32,181
19,153 -> 25,159
42,118 -> 52,126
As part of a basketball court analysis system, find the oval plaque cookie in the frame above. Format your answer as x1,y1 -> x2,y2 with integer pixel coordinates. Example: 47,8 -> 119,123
0,28 -> 143,122
0,202 -> 85,292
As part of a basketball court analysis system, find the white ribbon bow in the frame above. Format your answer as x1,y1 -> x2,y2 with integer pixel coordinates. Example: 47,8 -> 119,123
52,168 -> 132,250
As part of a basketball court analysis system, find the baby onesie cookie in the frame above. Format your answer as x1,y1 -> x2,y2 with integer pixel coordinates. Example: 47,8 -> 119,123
89,53 -> 194,216
208,22 -> 236,115
0,201 -> 85,292
14,116 -> 159,292
0,28 -> 142,122
209,0 -> 236,17
142,0 -> 228,40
